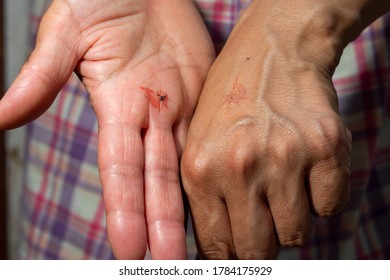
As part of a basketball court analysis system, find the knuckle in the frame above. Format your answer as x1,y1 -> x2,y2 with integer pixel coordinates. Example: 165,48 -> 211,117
224,141 -> 259,175
199,242 -> 235,260
183,116 -> 266,185
200,250 -> 234,260
314,206 -> 341,218
181,144 -> 214,191
261,133 -> 303,175
276,217 -> 313,247
308,115 -> 350,159
314,196 -> 349,217
278,230 -> 312,247
268,137 -> 300,167
221,116 -> 263,175
313,190 -> 350,217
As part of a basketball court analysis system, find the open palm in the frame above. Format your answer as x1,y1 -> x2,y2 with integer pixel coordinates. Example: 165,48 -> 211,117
0,0 -> 214,259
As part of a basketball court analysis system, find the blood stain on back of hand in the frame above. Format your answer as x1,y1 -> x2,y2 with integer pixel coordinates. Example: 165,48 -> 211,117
225,79 -> 247,105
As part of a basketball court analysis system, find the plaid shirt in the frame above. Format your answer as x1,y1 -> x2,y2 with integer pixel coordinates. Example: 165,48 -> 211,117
19,0 -> 390,259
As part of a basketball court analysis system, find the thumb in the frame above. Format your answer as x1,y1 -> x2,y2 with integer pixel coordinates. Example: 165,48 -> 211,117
0,4 -> 81,129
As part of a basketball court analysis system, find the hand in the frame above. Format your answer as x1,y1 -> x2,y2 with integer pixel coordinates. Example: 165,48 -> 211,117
0,0 -> 214,259
181,0 -> 354,259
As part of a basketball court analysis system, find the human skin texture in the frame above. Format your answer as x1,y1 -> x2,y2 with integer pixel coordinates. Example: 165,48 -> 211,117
0,0 -> 215,259
181,0 -> 390,259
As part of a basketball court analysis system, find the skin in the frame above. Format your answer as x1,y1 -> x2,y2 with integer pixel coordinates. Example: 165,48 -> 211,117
0,0 -> 214,259
181,0 -> 390,259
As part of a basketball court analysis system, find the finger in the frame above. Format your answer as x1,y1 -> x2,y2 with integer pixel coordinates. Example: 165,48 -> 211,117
98,121 -> 147,260
0,4 -> 81,129
93,85 -> 149,260
267,174 -> 313,247
308,158 -> 350,217
226,188 -> 278,259
144,126 -> 187,259
172,119 -> 190,157
181,143 -> 235,259
307,122 -> 351,217
188,195 -> 235,259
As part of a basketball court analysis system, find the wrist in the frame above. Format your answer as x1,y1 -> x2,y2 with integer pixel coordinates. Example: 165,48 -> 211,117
229,0 -> 390,74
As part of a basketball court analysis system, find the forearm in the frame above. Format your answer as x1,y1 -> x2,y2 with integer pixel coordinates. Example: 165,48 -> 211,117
226,0 -> 390,74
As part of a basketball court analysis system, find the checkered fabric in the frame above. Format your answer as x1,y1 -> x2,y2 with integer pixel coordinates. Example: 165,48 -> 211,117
18,0 -> 390,259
